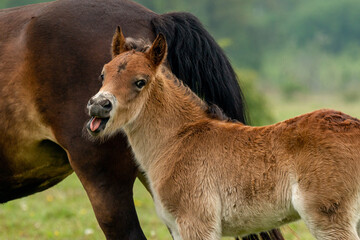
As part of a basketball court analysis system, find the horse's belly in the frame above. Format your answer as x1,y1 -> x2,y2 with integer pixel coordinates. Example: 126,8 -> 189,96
0,84 -> 72,203
0,51 -> 73,202
0,138 -> 72,203
221,201 -> 300,237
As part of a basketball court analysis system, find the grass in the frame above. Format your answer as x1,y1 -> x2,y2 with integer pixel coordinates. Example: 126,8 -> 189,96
0,174 -> 104,240
1,93 -> 359,239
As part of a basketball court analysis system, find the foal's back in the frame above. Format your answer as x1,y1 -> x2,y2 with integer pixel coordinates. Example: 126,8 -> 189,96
163,109 -> 360,237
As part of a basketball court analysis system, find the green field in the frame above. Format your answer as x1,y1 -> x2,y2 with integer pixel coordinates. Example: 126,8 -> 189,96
1,93 -> 359,240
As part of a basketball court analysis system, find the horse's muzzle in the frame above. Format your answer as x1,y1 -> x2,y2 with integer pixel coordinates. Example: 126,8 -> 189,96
86,93 -> 114,134
87,98 -> 112,117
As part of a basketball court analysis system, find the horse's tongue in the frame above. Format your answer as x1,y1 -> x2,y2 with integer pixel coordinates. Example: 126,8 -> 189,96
90,117 -> 102,132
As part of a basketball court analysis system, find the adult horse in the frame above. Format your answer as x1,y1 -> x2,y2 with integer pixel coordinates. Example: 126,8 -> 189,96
0,0 -> 282,239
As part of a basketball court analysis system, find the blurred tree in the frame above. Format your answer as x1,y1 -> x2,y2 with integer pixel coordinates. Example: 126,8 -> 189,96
5,0 -> 360,71
0,0 -> 54,8
2,0 -> 359,95
237,69 -> 274,126
134,0 -> 265,68
285,0 -> 360,52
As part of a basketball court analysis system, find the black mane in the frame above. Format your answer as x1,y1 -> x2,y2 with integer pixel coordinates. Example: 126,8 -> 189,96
152,12 -> 248,124
152,13 -> 285,240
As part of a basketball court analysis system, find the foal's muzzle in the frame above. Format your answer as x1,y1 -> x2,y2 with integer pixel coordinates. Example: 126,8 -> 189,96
86,93 -> 115,134
87,98 -> 112,117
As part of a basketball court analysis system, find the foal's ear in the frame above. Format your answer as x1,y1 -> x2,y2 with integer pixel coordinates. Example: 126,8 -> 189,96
147,33 -> 167,67
111,26 -> 126,58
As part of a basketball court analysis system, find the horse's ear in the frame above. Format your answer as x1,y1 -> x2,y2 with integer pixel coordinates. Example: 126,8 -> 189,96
112,26 -> 126,58
147,33 -> 167,67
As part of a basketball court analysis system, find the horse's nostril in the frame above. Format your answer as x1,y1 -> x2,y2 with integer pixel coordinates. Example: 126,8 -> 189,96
88,98 -> 95,105
100,99 -> 112,110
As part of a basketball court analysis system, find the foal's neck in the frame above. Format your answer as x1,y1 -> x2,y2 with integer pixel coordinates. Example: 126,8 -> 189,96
123,67 -> 209,171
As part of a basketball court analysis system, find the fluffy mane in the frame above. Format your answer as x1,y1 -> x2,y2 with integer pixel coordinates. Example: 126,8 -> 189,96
152,12 -> 248,124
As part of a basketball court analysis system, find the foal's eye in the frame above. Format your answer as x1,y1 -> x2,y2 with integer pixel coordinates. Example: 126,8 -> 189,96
135,79 -> 147,89
99,73 -> 104,82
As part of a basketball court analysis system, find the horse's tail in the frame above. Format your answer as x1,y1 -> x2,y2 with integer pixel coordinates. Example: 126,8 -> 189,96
238,229 -> 285,240
151,12 -> 247,124
152,12 -> 284,240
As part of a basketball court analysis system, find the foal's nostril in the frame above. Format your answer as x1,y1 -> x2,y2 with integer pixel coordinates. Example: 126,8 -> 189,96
100,99 -> 112,111
88,98 -> 95,106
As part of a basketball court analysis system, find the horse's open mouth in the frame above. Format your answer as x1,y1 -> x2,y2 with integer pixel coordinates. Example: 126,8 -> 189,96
87,117 -> 109,134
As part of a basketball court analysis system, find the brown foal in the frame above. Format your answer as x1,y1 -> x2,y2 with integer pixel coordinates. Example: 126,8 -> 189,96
86,30 -> 360,240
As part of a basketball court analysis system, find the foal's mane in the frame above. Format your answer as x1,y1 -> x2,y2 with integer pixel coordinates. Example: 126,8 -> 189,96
152,12 -> 248,124
124,37 -> 151,53
158,66 -> 232,122
123,37 -> 232,123
122,21 -> 282,240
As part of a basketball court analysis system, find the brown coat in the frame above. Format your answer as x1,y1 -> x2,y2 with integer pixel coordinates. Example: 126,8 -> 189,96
87,31 -> 360,240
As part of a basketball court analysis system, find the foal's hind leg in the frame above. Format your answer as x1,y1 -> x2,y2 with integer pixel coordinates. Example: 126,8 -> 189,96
299,206 -> 359,239
293,185 -> 359,240
310,224 -> 359,240
305,219 -> 359,240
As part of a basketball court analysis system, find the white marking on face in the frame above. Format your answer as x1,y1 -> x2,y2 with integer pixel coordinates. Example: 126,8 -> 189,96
88,91 -> 119,137
93,91 -> 117,113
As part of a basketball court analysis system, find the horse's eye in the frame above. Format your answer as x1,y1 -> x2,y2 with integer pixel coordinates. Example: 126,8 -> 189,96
135,79 -> 146,89
99,73 -> 104,82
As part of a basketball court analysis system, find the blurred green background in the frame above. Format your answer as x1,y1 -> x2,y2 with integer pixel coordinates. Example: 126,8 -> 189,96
1,0 -> 359,239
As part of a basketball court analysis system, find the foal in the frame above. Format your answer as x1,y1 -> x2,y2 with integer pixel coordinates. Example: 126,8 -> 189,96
86,31 -> 360,240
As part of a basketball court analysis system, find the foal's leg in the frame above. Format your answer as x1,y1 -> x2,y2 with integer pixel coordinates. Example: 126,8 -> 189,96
172,194 -> 222,240
356,221 -> 360,237
293,185 -> 359,240
176,214 -> 221,240
299,206 -> 359,239
305,219 -> 359,240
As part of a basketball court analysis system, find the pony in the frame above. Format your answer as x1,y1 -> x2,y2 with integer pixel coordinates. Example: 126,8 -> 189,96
0,0 -> 283,239
86,31 -> 360,240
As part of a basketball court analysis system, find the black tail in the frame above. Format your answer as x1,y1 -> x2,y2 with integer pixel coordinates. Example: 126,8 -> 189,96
151,12 -> 247,123
239,229 -> 285,240
152,12 -> 284,240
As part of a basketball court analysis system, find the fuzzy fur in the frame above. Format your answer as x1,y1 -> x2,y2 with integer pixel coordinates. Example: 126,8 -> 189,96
88,34 -> 360,240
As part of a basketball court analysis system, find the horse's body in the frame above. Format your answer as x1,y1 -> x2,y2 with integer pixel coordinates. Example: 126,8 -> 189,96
87,33 -> 360,240
0,0 -> 283,239
1,2 -> 156,238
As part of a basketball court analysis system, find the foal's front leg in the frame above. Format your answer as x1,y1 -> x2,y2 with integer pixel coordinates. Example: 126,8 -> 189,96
171,197 -> 222,240
175,214 -> 222,240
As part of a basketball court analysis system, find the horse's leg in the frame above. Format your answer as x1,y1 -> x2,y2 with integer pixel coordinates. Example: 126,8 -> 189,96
306,221 -> 359,240
301,210 -> 359,239
63,137 -> 146,240
293,185 -> 359,240
176,215 -> 221,240
171,196 -> 221,240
